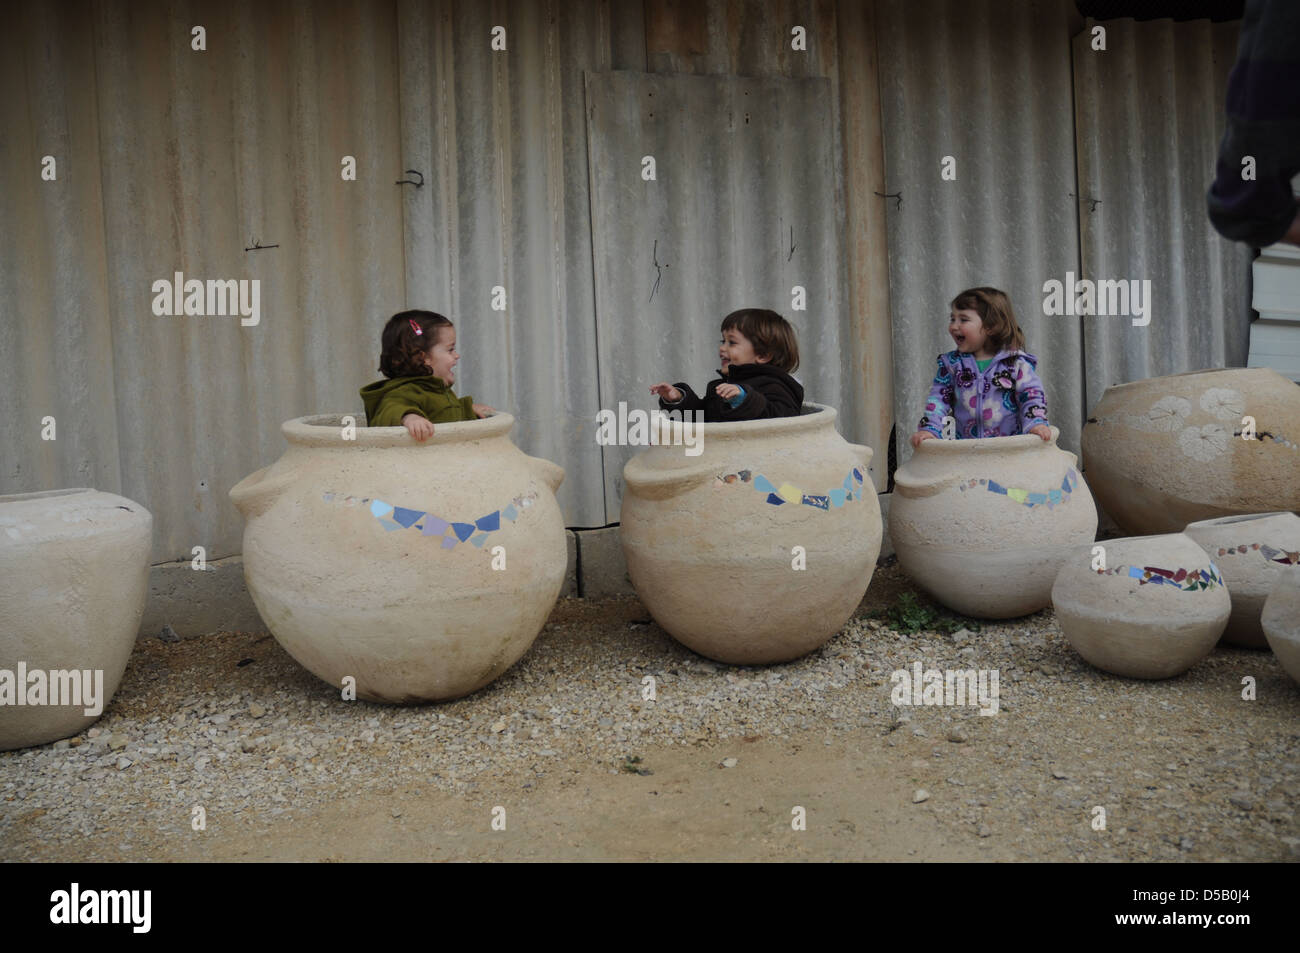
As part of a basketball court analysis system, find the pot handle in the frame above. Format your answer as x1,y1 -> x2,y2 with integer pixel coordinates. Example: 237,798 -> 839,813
229,464 -> 299,520
622,457 -> 720,500
846,443 -> 875,473
525,455 -> 566,493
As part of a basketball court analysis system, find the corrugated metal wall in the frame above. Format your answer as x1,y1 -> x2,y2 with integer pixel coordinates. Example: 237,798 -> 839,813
585,70 -> 852,511
1073,16 -> 1252,413
1,0 -> 894,561
1,0 -> 1253,566
877,0 -> 1088,464
1,0 -> 409,566
879,3 -> 1251,468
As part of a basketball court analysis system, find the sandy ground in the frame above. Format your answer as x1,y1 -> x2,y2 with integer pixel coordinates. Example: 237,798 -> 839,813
3,564 -> 1298,863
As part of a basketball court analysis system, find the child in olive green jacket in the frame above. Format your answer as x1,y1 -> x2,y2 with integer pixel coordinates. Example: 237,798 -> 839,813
359,310 -> 494,441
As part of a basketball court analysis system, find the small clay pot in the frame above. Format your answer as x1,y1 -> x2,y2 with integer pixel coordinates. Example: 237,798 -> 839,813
1082,367 -> 1300,535
890,428 -> 1099,618
1184,511 -> 1300,648
1051,533 -> 1230,679
0,488 -> 152,750
230,413 -> 566,703
1261,579 -> 1300,688
620,404 -> 882,665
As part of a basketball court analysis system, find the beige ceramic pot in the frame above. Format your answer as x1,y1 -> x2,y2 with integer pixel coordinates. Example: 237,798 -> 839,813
1184,511 -> 1300,648
1052,533 -> 1230,679
230,413 -> 566,703
890,428 -> 1098,619
0,488 -> 152,750
1261,578 -> 1300,688
620,404 -> 881,665
1081,368 -> 1300,535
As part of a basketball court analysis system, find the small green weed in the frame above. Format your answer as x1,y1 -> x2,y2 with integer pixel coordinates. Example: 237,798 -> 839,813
881,592 -> 980,636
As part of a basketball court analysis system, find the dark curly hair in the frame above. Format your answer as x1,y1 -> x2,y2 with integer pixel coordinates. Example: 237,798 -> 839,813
720,308 -> 800,373
378,310 -> 453,378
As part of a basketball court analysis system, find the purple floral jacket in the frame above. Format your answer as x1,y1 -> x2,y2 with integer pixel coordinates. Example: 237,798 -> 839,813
918,349 -> 1050,439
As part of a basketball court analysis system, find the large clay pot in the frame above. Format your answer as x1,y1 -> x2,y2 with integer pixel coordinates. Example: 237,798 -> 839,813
890,428 -> 1098,619
620,404 -> 881,664
1051,533 -> 1230,679
1184,511 -> 1300,648
1261,578 -> 1300,688
230,413 -> 566,703
1081,368 -> 1300,535
0,488 -> 152,750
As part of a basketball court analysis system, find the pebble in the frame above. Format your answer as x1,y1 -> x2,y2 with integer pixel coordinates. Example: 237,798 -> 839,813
913,789 -> 930,803
116,758 -> 133,771
108,735 -> 128,752
947,728 -> 967,744
1,567 -> 1296,863
721,758 -> 738,768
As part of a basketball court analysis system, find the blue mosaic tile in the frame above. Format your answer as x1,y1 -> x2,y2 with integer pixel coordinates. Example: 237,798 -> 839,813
452,522 -> 476,542
440,536 -> 458,550
829,489 -> 846,508
476,511 -> 501,533
392,506 -> 424,528
1026,492 -> 1046,505
754,475 -> 777,494
802,494 -> 830,510
502,504 -> 518,522
766,493 -> 785,505
1049,489 -> 1062,504
370,500 -> 393,518
471,533 -> 489,548
379,519 -> 404,532
421,517 -> 449,537
987,480 -> 1007,495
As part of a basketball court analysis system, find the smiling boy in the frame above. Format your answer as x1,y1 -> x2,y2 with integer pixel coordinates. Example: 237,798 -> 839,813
650,309 -> 804,422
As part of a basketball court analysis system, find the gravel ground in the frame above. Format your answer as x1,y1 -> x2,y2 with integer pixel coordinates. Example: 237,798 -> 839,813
2,563 -> 1298,862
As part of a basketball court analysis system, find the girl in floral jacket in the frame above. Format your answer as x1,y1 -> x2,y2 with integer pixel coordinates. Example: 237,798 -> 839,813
911,287 -> 1052,448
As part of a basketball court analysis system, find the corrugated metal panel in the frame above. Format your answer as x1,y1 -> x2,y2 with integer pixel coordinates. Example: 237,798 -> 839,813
1072,16 -> 1253,411
585,70 -> 852,516
1,0 -> 409,566
396,0 -> 609,529
877,0 -> 1087,467
3,0 -> 897,564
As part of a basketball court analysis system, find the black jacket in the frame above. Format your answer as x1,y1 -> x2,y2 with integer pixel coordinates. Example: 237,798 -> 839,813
1207,0 -> 1300,247
659,362 -> 805,422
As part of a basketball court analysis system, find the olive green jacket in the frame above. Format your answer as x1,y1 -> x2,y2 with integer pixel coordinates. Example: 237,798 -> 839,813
359,375 -> 476,426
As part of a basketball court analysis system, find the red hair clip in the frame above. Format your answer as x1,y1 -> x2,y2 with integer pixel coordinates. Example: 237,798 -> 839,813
408,318 -> 423,336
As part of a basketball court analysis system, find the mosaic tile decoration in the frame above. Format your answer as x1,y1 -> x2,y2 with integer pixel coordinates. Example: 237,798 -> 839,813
1094,562 -> 1226,591
1213,542 -> 1300,566
956,468 -> 1079,509
321,489 -> 538,550
712,466 -> 866,510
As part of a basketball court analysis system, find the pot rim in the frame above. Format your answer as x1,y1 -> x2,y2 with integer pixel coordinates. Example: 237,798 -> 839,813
282,412 -> 514,448
0,487 -> 95,504
1185,511 -> 1298,530
1087,531 -> 1197,546
648,402 -> 835,438
910,425 -> 1060,455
